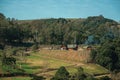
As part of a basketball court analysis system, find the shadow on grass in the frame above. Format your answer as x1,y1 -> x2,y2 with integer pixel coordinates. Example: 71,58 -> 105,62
22,66 -> 43,69
93,72 -> 110,76
0,73 -> 46,80
9,42 -> 34,47
0,72 -> 33,77
18,62 -> 31,65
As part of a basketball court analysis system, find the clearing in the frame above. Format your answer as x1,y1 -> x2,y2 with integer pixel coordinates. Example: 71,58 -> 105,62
0,49 -> 109,80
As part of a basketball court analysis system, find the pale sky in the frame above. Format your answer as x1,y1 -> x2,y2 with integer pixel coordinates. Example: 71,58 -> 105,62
0,0 -> 120,21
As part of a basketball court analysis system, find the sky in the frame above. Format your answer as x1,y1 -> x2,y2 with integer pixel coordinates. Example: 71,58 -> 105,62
0,0 -> 120,21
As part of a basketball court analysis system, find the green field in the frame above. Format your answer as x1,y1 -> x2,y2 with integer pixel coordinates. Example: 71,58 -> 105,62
0,50 -> 109,80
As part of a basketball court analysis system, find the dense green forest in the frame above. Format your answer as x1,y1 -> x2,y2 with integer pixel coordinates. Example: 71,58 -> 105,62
18,15 -> 119,45
90,39 -> 120,71
0,13 -> 119,47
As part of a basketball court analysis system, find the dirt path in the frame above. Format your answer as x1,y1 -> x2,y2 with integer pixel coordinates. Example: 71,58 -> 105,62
35,64 -> 76,74
39,50 -> 90,62
94,73 -> 111,78
30,51 -> 109,79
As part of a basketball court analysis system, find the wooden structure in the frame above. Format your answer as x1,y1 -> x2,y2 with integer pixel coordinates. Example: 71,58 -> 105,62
87,46 -> 92,50
61,45 -> 67,50
61,44 -> 78,50
67,44 -> 78,50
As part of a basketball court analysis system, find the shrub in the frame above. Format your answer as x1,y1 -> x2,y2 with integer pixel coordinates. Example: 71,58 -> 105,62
51,66 -> 69,80
31,75 -> 45,80
100,76 -> 111,80
31,44 -> 39,51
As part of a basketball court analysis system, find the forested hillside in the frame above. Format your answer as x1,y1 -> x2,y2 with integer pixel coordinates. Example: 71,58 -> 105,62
18,15 -> 119,45
0,13 -> 119,47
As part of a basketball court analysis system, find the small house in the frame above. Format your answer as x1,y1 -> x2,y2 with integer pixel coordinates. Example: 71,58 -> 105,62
61,45 -> 67,50
83,45 -> 92,50
67,44 -> 78,50
87,46 -> 92,50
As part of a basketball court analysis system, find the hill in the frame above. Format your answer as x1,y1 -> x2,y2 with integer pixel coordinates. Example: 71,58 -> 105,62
0,13 -> 119,46
17,15 -> 119,45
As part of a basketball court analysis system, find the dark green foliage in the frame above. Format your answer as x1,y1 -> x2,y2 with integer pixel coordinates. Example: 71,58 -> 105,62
85,76 -> 98,80
0,50 -> 3,62
70,67 -> 99,80
51,66 -> 69,80
28,16 -> 117,44
17,15 -> 118,45
99,76 -> 111,80
0,13 -> 5,19
2,57 -> 16,65
31,43 -> 39,51
0,13 -> 32,46
0,13 -> 119,45
91,39 -> 120,71
74,67 -> 87,80
1,55 -> 17,72
90,49 -> 97,62
31,75 -> 45,80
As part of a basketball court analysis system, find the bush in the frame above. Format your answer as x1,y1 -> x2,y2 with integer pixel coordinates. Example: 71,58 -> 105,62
91,39 -> 120,71
90,49 -> 97,62
74,67 -> 87,80
2,57 -> 16,65
31,75 -> 45,80
51,66 -> 69,80
100,76 -> 111,80
85,76 -> 98,80
31,44 -> 39,51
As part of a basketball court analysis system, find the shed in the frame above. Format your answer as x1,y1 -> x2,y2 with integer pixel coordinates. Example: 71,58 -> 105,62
61,45 -> 67,50
67,44 -> 78,50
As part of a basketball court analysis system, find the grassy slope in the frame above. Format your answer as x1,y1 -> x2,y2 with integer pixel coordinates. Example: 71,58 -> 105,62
0,50 -> 109,80
22,50 -> 109,78
0,77 -> 31,80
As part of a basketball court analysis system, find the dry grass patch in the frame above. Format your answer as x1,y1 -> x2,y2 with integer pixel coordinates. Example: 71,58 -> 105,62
14,49 -> 109,79
39,49 -> 90,62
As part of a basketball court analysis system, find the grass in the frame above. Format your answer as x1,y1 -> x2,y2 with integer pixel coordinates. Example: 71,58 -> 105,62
0,50 -> 109,79
82,64 -> 109,75
0,65 -> 3,73
27,52 -> 71,68
12,77 -> 31,80
0,77 -> 31,80
22,50 -> 109,77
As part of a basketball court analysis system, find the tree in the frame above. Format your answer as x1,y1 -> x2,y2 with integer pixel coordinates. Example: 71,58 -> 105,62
51,66 -> 69,80
91,39 -> 120,71
85,76 -> 97,80
2,57 -> 16,66
70,67 -> 98,80
90,49 -> 97,62
100,76 -> 111,80
31,75 -> 45,80
74,67 -> 87,80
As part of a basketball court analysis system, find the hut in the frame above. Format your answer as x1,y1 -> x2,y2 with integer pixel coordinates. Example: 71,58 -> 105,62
87,46 -> 92,50
61,45 -> 67,50
67,44 -> 78,50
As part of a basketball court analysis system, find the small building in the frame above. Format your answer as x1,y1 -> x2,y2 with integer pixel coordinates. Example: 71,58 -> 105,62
87,46 -> 92,50
67,44 -> 78,50
83,45 -> 92,50
61,44 -> 78,50
61,45 -> 67,50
